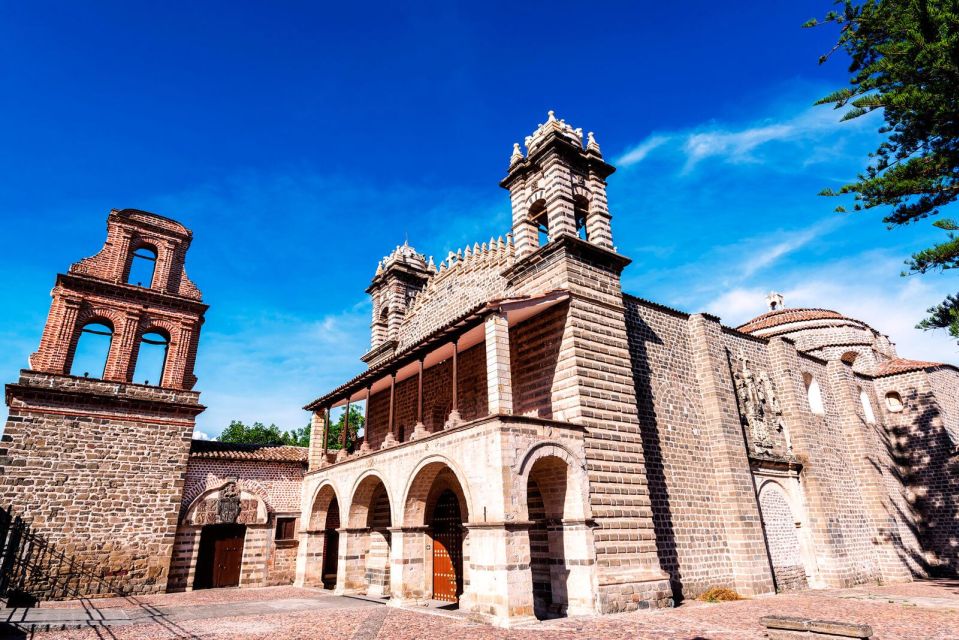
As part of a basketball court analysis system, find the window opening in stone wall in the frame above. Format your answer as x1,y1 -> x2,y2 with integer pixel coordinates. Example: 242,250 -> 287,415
275,517 -> 296,541
841,351 -> 859,366
70,322 -> 113,379
127,245 -> 157,287
885,391 -> 904,413
529,200 -> 548,247
573,195 -> 589,242
133,331 -> 169,386
859,389 -> 877,424
802,373 -> 825,416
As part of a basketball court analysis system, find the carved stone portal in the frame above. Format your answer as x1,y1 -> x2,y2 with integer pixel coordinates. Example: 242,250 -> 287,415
216,481 -> 242,524
732,350 -> 788,451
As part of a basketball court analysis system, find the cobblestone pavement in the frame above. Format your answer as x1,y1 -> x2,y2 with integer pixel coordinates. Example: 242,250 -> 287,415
3,580 -> 958,639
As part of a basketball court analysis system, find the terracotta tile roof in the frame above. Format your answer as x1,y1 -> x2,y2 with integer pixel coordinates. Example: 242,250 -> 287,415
189,440 -> 308,464
737,308 -> 848,334
874,358 -> 944,377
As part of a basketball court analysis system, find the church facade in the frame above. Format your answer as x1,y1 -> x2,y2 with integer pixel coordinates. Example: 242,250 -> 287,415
1,113 -> 957,627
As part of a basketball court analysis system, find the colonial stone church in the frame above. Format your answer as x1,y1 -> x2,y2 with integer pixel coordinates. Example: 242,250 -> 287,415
2,113 -> 957,627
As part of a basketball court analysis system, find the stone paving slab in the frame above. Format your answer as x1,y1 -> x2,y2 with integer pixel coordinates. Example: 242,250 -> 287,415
3,580 -> 958,639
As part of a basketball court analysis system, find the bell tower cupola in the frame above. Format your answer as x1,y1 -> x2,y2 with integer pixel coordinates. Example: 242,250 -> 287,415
500,111 -> 616,260
363,241 -> 433,366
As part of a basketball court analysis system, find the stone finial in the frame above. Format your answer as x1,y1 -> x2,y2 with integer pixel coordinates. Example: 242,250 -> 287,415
767,291 -> 785,312
547,110 -> 556,122
510,142 -> 523,165
427,256 -> 436,271
587,131 -> 602,154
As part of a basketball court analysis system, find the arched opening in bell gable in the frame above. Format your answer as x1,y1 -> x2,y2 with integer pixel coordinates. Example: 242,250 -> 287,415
133,329 -> 170,386
529,199 -> 548,248
573,195 -> 589,242
127,244 -> 158,288
69,321 -> 113,379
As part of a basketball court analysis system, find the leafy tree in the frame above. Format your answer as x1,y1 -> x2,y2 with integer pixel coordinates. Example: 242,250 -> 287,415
805,1 -> 959,339
325,406 -> 365,450
219,420 -> 311,447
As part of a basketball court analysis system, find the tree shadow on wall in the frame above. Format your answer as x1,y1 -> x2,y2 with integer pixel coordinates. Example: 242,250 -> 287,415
623,309 -> 683,601
874,385 -> 959,579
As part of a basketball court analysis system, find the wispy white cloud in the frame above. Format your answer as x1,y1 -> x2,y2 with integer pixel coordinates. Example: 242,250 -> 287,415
617,135 -> 670,167
739,218 -> 844,279
614,102 -> 881,175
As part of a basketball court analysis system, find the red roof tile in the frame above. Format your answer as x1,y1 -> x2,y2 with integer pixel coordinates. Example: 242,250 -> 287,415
738,308 -> 849,334
874,358 -> 944,377
189,440 -> 308,463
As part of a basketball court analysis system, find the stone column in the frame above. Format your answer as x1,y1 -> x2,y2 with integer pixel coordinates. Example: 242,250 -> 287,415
308,411 -> 327,471
485,313 -> 513,415
410,358 -> 429,440
387,525 -> 429,606
542,151 -> 577,240
446,339 -> 461,428
460,522 -> 536,628
687,313 -> 775,595
336,527 -> 370,595
549,519 -> 598,615
382,374 -> 398,448
336,400 -> 350,461
360,386 -> 372,453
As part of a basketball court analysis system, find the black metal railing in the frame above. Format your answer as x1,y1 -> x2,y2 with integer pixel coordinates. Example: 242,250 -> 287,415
0,504 -> 127,606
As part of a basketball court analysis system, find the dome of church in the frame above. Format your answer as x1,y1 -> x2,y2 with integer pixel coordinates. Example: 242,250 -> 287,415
737,307 -> 860,336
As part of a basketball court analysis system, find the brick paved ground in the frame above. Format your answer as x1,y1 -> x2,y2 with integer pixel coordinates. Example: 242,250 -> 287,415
6,580 -> 958,640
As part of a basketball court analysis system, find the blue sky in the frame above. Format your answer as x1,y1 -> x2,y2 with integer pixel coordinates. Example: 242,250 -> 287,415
1,2 -> 956,439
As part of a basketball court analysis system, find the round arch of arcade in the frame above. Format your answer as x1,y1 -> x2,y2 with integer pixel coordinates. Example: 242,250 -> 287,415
303,481 -> 343,589
515,441 -> 596,619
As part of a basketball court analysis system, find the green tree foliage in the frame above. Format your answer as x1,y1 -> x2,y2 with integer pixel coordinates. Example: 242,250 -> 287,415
806,1 -> 959,339
219,420 -> 311,447
325,406 -> 365,450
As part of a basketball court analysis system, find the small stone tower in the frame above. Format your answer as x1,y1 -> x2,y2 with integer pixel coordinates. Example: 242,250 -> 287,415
0,208 -> 207,596
363,242 -> 433,366
500,110 -> 616,259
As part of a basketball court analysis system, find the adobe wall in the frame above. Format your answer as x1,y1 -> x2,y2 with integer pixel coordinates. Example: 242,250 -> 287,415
0,371 -> 201,596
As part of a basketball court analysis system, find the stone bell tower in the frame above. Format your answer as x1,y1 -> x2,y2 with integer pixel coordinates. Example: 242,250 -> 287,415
363,241 -> 433,367
500,110 -> 616,259
0,208 -> 207,597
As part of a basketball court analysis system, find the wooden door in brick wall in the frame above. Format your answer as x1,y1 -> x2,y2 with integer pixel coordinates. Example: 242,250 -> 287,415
430,490 -> 463,603
195,524 -> 246,589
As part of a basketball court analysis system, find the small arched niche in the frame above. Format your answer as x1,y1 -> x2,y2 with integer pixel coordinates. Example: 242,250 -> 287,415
885,391 -> 904,413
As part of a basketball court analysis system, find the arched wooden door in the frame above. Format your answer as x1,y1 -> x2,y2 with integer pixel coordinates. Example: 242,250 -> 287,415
431,490 -> 463,602
195,524 -> 245,589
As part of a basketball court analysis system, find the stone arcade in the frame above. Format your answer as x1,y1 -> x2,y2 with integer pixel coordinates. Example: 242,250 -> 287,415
1,113 -> 957,627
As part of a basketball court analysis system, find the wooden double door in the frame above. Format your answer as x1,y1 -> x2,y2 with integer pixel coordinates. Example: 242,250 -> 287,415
431,490 -> 463,603
195,524 -> 246,589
